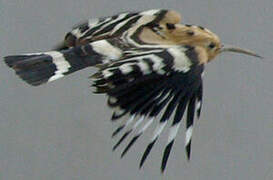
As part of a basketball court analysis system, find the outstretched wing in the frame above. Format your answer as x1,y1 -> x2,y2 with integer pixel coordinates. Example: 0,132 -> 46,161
55,9 -> 174,50
55,9 -> 182,50
91,45 -> 204,172
56,11 -> 139,49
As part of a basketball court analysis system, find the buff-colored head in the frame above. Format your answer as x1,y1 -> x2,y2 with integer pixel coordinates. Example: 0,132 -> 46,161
160,23 -> 221,61
142,10 -> 262,63
160,22 -> 262,62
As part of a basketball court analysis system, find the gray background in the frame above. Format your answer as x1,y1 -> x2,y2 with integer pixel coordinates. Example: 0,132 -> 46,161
1,0 -> 273,179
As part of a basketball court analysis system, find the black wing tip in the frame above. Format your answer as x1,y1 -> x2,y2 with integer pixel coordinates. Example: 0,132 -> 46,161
111,110 -> 128,121
120,134 -> 141,158
139,138 -> 157,169
112,125 -> 125,138
161,140 -> 174,173
112,130 -> 132,151
185,140 -> 192,161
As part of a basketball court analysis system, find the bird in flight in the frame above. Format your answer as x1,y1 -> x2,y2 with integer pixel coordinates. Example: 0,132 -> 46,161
4,9 -> 262,173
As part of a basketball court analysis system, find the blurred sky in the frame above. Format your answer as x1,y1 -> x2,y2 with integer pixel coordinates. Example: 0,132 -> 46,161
0,0 -> 273,179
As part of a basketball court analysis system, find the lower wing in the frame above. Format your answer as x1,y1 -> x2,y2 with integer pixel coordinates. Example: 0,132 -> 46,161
91,47 -> 204,172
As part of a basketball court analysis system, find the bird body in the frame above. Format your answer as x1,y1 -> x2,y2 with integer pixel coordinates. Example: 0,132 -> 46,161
4,9 -> 261,173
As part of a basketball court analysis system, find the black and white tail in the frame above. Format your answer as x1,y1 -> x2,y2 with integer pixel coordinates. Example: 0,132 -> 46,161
4,40 -> 123,86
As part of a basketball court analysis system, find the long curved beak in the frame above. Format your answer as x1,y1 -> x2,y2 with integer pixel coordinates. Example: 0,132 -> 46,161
220,45 -> 263,59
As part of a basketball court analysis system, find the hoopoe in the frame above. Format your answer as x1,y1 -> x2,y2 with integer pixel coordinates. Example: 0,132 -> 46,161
4,9 -> 262,173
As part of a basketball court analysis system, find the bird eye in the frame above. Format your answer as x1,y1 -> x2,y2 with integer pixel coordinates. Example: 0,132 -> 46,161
166,23 -> 175,30
186,31 -> 194,36
208,43 -> 216,49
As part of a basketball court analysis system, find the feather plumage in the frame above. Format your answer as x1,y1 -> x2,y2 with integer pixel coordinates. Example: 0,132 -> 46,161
4,10 -> 204,172
5,8 -> 260,173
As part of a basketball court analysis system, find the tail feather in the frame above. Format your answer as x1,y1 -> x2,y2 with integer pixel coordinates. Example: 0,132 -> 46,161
4,51 -> 85,86
4,40 -> 122,86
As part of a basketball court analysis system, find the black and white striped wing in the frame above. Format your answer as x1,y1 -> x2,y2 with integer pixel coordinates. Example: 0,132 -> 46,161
5,9 -> 180,86
57,9 -> 167,49
91,46 -> 204,172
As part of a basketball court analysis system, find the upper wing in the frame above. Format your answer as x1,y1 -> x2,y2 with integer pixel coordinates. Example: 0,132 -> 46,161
91,45 -> 204,172
59,11 -> 140,48
55,10 -> 158,49
55,9 -> 182,50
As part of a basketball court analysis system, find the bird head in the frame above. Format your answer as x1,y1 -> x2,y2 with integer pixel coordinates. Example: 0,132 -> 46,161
158,22 -> 263,63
